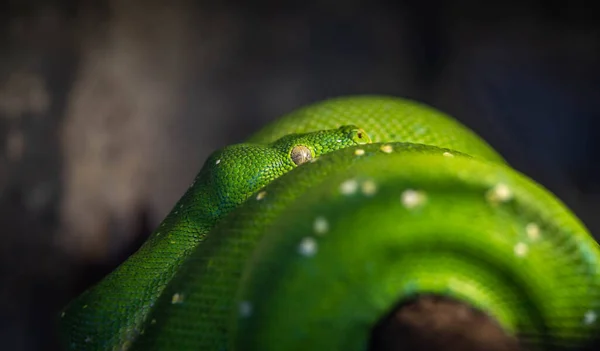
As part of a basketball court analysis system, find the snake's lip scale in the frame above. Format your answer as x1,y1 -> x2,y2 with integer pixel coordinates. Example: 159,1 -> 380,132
59,96 -> 600,351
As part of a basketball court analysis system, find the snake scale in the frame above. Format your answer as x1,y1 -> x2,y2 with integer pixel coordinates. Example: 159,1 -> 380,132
58,96 -> 600,350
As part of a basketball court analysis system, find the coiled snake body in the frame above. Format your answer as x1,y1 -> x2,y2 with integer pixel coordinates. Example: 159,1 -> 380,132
59,96 -> 600,350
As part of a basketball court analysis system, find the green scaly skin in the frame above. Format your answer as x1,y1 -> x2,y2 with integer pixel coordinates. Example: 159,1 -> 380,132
59,96 -> 600,350
59,125 -> 371,350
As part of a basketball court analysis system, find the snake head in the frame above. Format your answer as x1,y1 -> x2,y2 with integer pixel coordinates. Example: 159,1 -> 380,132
195,125 -> 371,218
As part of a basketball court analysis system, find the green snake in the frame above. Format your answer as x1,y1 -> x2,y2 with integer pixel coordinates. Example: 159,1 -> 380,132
59,96 -> 600,350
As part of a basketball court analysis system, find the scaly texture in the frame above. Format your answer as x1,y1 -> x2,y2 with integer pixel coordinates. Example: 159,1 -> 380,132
59,125 -> 371,350
59,96 -> 600,351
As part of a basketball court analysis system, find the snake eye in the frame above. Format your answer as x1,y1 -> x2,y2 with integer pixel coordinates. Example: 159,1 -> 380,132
346,127 -> 371,145
290,145 -> 312,165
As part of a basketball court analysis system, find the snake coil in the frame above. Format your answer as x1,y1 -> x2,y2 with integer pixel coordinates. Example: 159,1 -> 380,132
60,96 -> 600,351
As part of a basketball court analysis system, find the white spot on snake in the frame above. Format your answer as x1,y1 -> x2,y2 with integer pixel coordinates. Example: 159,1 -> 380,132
380,144 -> 393,153
298,237 -> 318,257
336,139 -> 342,143
82,305 -> 88,309
443,152 -> 454,158
156,232 -> 161,236
526,223 -> 540,241
514,242 -> 528,257
189,180 -> 196,188
256,191 -> 267,200
486,183 -> 512,204
215,159 -> 221,165
354,148 -> 365,156
361,179 -> 378,196
239,301 -> 253,317
151,319 -> 157,324
179,204 -> 183,209
171,293 -> 184,304
174,211 -> 178,215
401,189 -> 427,209
340,179 -> 359,195
313,217 -> 329,235
85,336 -> 92,343
584,310 -> 597,325
61,311 -> 65,318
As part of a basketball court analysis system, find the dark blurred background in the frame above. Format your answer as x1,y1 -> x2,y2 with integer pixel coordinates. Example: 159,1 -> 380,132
0,0 -> 599,350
